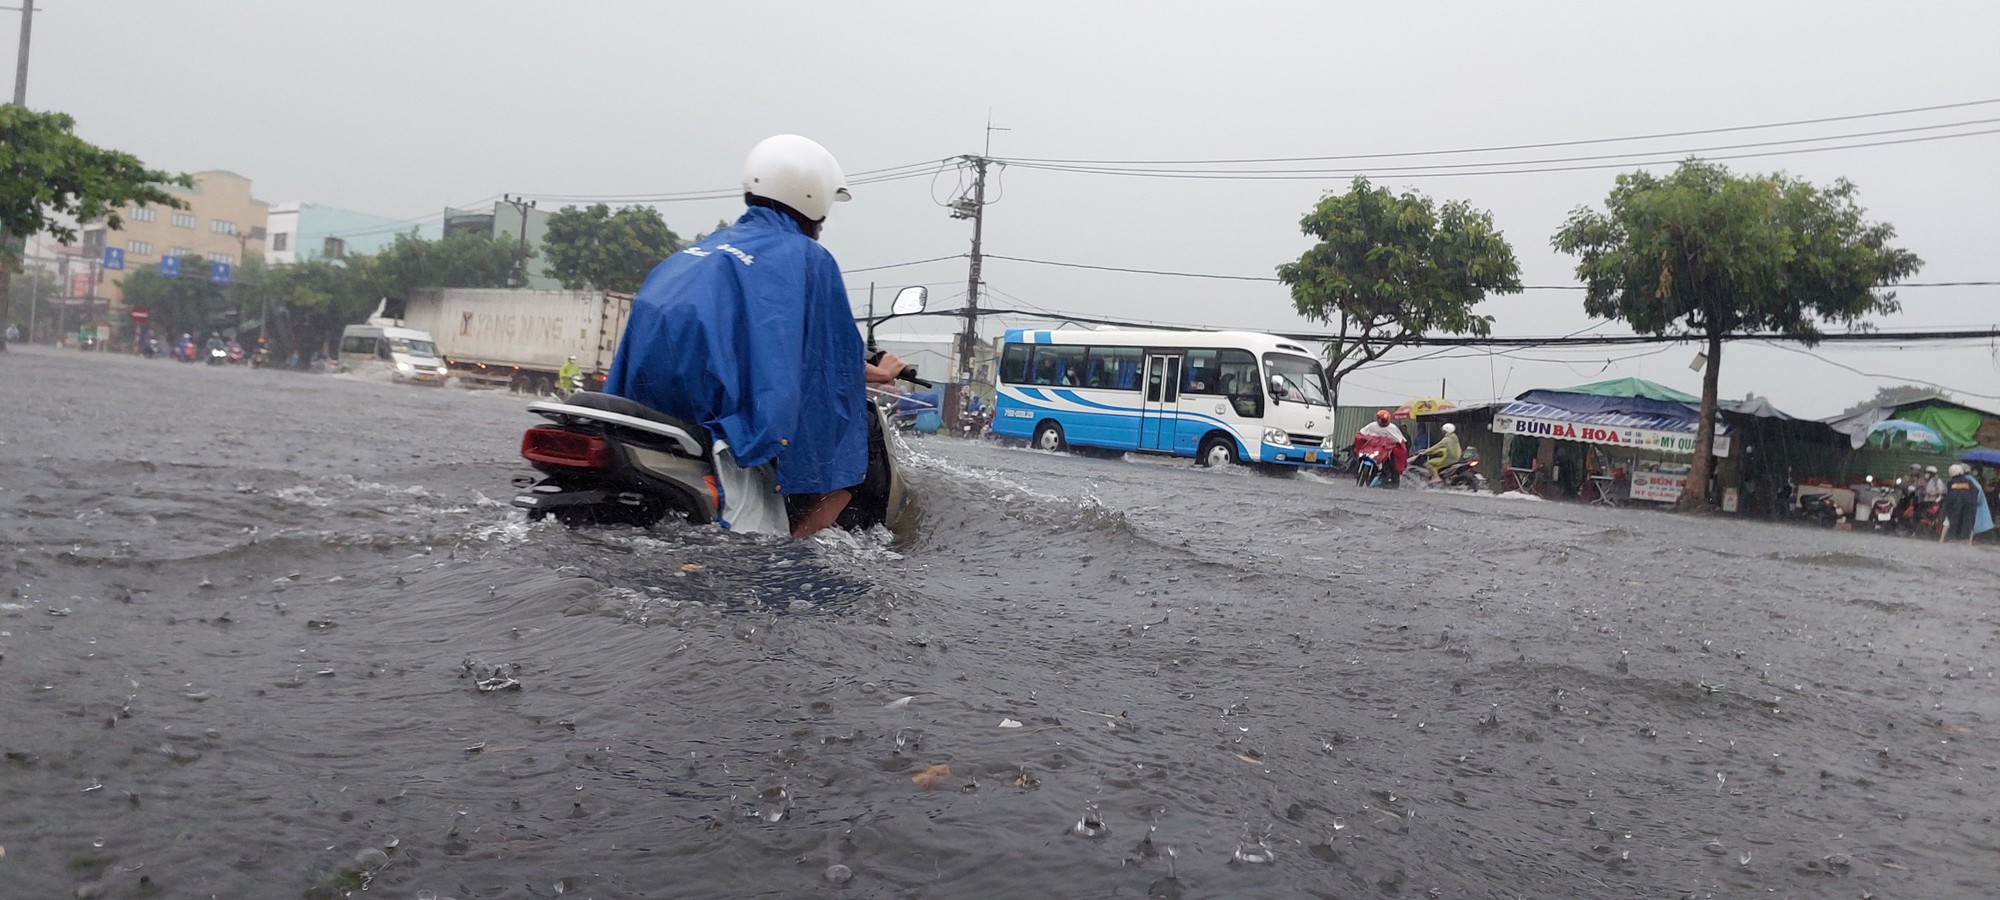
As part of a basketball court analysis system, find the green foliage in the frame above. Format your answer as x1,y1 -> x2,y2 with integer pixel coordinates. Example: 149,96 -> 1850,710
1552,159 -> 1920,340
1552,158 -> 1921,508
365,229 -> 517,302
1276,177 -> 1521,404
0,107 -> 190,254
541,203 -> 683,293
118,255 -> 232,339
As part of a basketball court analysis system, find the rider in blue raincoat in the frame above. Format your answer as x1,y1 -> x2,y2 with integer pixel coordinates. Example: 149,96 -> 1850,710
604,135 -> 904,538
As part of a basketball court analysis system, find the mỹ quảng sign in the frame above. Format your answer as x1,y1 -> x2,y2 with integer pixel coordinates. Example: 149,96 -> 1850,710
1492,414 -> 1730,457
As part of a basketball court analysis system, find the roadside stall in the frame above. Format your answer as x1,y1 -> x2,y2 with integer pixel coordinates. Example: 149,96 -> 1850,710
1488,378 -> 1730,506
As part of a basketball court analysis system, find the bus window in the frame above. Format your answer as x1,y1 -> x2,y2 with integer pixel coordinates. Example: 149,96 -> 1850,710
1030,345 -> 1086,386
1085,346 -> 1141,390
1000,344 -> 1030,384
1163,358 -> 1180,403
1217,349 -> 1262,417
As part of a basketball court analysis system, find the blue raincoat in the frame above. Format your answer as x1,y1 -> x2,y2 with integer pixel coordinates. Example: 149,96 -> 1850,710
604,207 -> 866,495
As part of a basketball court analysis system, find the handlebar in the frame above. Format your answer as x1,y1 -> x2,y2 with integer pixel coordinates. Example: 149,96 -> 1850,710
868,350 -> 931,388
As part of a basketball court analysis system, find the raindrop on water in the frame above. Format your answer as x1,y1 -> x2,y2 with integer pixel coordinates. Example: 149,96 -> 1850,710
1330,817 -> 1347,832
91,836 -> 105,848
354,847 -> 389,870
823,864 -> 853,884
757,786 -> 791,823
1071,802 -> 1110,838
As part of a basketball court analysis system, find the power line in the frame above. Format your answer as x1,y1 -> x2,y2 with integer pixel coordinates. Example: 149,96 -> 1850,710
985,253 -> 2000,290
1000,127 -> 2000,182
998,97 -> 2000,166
841,253 -> 966,275
1000,116 -> 2000,177
1756,340 -> 2000,401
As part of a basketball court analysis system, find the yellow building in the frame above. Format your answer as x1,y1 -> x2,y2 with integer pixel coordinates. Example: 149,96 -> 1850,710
81,170 -> 270,307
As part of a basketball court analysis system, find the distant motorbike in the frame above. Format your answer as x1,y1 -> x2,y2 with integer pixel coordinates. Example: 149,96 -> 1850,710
206,346 -> 228,366
1431,450 -> 1488,492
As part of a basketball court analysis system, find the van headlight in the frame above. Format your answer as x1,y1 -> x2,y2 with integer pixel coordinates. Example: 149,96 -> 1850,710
396,361 -> 414,372
436,366 -> 449,375
1262,427 -> 1290,446
1320,435 -> 1337,451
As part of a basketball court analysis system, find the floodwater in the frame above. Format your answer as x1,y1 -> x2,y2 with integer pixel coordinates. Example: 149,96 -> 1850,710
4,345 -> 2000,900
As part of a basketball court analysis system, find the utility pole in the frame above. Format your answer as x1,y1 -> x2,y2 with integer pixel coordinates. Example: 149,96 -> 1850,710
0,3 -> 32,349
501,194 -> 537,288
11,0 -> 31,105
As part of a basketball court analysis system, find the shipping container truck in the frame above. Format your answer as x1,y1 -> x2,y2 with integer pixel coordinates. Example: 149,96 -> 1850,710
400,288 -> 633,393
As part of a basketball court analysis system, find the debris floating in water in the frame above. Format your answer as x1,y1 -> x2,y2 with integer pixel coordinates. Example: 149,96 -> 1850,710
884,695 -> 914,709
911,764 -> 951,790
999,718 -> 1022,728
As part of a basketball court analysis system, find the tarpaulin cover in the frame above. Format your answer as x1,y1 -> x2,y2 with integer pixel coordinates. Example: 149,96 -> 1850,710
1496,400 -> 1713,435
1896,403 -> 1984,449
605,207 -> 866,495
1546,377 -> 1698,403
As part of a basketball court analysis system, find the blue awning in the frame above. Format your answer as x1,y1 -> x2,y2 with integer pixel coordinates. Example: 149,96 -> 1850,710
1497,400 -> 1706,434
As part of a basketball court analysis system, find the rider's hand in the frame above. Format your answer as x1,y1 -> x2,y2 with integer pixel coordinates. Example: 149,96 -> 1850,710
866,352 -> 907,385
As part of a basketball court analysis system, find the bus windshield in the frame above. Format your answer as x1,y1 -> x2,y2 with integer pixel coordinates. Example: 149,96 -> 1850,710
1263,353 -> 1331,407
389,338 -> 438,358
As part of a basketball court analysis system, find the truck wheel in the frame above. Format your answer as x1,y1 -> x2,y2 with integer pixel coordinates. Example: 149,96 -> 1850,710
1032,421 -> 1066,452
1197,434 -> 1238,467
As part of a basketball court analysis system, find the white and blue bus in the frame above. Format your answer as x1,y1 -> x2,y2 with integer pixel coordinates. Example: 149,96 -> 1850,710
992,327 -> 1341,467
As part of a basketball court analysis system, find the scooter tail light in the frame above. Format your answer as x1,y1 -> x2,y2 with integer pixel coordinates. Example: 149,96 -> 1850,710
522,426 -> 613,470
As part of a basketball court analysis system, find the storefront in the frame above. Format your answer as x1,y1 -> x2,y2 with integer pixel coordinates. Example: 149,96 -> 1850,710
1489,379 -> 1730,506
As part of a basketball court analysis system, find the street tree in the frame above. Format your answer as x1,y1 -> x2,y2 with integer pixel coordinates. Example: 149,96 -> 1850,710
1553,159 -> 1921,511
1276,177 -> 1521,407
118,255 -> 231,341
365,230 -> 517,303
0,106 -> 190,347
541,203 -> 682,293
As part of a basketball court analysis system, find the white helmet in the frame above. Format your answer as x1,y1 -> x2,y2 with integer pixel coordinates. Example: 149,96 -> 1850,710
742,134 -> 851,222
1442,423 -> 1457,434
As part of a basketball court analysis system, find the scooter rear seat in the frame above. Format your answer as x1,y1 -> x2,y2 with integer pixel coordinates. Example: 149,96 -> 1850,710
561,392 -> 710,450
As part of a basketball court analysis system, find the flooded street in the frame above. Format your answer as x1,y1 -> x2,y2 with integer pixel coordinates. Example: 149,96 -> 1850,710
5,345 -> 2000,899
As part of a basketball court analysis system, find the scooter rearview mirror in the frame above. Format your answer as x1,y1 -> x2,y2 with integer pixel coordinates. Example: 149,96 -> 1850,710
890,286 -> 928,316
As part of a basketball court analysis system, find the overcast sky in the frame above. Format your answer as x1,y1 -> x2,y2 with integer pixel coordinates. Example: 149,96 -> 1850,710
18,0 -> 2000,417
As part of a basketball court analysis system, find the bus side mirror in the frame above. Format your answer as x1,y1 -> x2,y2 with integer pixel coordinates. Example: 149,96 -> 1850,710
1268,374 -> 1286,402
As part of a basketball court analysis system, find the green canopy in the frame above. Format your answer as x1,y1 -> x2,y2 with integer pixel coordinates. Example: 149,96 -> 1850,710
1897,402 -> 1985,449
1554,377 -> 1698,404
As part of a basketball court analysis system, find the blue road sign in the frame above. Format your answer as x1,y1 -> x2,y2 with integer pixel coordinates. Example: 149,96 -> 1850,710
210,262 -> 232,285
160,256 -> 180,279
103,247 -> 125,270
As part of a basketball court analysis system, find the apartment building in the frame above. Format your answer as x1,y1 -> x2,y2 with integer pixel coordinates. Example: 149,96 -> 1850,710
80,170 -> 271,307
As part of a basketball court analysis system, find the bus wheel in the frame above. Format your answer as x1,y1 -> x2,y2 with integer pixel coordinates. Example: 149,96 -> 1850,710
1197,434 -> 1238,467
1032,421 -> 1067,452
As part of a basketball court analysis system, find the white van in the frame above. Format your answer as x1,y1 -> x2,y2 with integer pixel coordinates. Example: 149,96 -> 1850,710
338,324 -> 450,385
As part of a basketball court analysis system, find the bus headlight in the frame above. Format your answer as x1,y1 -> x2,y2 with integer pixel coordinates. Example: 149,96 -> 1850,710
1262,427 -> 1290,446
1320,435 -> 1337,451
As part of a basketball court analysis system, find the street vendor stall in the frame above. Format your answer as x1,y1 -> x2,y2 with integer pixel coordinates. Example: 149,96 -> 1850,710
1489,378 -> 1730,505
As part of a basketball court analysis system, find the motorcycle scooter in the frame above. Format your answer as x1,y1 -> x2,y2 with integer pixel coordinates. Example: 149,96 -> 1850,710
512,286 -> 931,537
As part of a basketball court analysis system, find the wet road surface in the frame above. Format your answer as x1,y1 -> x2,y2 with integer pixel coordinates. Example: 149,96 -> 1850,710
4,345 -> 2000,899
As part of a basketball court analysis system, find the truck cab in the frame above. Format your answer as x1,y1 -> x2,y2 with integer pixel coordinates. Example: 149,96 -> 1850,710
339,324 -> 450,385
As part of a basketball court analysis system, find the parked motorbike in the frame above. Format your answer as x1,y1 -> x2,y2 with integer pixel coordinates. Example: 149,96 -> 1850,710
1797,491 -> 1842,527
1864,476 -> 1900,533
511,287 -> 931,538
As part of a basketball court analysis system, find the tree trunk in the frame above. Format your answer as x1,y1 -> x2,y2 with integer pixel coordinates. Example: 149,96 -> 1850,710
1680,327 -> 1724,512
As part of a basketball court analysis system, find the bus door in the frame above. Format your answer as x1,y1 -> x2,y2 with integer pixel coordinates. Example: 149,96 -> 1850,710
1140,353 -> 1182,451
